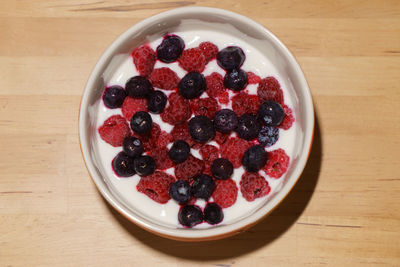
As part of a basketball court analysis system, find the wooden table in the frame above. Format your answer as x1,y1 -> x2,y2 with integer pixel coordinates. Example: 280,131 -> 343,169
1,1 -> 399,266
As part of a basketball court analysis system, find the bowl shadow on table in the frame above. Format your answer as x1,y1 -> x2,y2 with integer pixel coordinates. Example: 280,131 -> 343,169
104,115 -> 322,261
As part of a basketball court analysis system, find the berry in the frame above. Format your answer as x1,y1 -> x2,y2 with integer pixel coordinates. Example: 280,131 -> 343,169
160,92 -> 191,125
257,77 -> 284,104
178,71 -> 206,99
236,114 -> 261,140
218,91 -> 230,104
133,123 -> 161,152
258,100 -> 285,127
240,172 -> 271,201
199,42 -> 218,62
217,46 -> 245,70
213,109 -> 238,133
112,152 -> 136,177
224,69 -> 248,91
279,104 -> 295,130
188,115 -> 215,143
178,47 -> 206,72
122,136 -> 143,158
247,72 -> 261,84
211,158 -> 233,180
191,174 -> 215,200
170,122 -> 194,146
232,92 -> 259,116
149,147 -> 174,170
258,126 -> 279,147
125,76 -> 153,98
178,205 -> 203,228
155,130 -> 172,148
103,86 -> 126,109
220,137 -> 251,168
169,140 -> 190,163
147,90 -> 167,114
204,203 -> 223,225
175,155 -> 205,182
211,179 -> 238,208
98,115 -> 130,147
205,72 -> 225,99
132,45 -> 156,77
242,145 -> 268,172
169,180 -> 191,204
134,155 -> 156,176
130,111 -> 153,134
121,97 -> 147,120
191,97 -> 219,119
199,144 -> 219,162
149,68 -> 179,91
213,131 -> 229,145
156,35 -> 185,63
264,148 -> 289,178
136,171 -> 175,204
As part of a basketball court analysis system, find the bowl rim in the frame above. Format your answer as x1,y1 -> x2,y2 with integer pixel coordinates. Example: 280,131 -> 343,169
78,6 -> 314,241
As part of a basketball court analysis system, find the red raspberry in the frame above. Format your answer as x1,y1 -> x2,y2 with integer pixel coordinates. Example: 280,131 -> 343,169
231,92 -> 259,116
131,45 -> 156,77
149,67 -> 179,91
257,77 -> 284,104
155,130 -> 172,148
264,148 -> 290,178
213,131 -> 229,145
161,92 -> 191,125
133,123 -> 161,151
175,155 -> 205,182
170,122 -> 194,146
121,97 -> 147,120
199,42 -> 218,62
98,115 -> 130,147
220,137 -> 251,168
247,72 -> 261,84
136,171 -> 175,204
212,179 -> 238,208
149,147 -> 174,170
240,172 -> 271,201
199,144 -> 219,162
205,72 -> 225,99
178,48 -> 206,72
218,91 -> 229,104
191,97 -> 219,119
203,162 -> 213,176
279,104 -> 295,130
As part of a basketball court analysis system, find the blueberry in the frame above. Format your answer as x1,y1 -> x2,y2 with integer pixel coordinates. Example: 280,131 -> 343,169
211,158 -> 234,180
178,71 -> 206,99
156,35 -> 185,63
112,152 -> 136,177
213,109 -> 238,134
236,114 -> 261,140
147,90 -> 167,114
242,145 -> 268,172
258,126 -> 279,147
103,85 -> 126,109
122,136 -> 143,158
178,205 -> 203,228
204,203 -> 224,225
130,111 -> 153,134
191,174 -> 215,200
133,155 -> 156,176
168,140 -> 190,163
224,69 -> 248,91
169,180 -> 191,204
257,100 -> 285,126
216,46 -> 245,70
188,115 -> 216,143
125,76 -> 153,98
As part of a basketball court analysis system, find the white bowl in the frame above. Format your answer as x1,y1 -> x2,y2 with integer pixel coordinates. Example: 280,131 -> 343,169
79,7 -> 314,241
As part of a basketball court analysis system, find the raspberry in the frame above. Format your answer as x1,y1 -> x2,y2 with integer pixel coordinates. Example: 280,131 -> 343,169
175,155 -> 205,182
98,115 -> 130,147
199,42 -> 218,62
257,77 -> 284,104
220,137 -> 251,168
218,91 -> 229,104
136,171 -> 175,204
155,130 -> 172,148
199,144 -> 219,162
247,72 -> 261,84
149,147 -> 174,170
214,131 -> 229,145
121,97 -> 147,120
133,123 -> 161,152
170,122 -> 194,146
264,148 -> 290,178
191,97 -> 219,119
131,45 -> 156,77
231,92 -> 259,116
149,68 -> 179,91
178,48 -> 206,72
205,72 -> 225,98
211,179 -> 238,208
240,172 -> 271,201
279,104 -> 295,130
160,92 -> 191,125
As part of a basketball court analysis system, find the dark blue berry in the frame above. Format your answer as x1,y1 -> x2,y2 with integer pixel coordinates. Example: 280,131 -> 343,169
204,203 -> 224,225
216,46 -> 245,70
130,111 -> 153,134
112,152 -> 136,177
242,145 -> 268,172
133,155 -> 156,176
157,35 -> 185,63
103,86 -> 126,109
211,158 -> 233,180
224,69 -> 248,91
178,205 -> 203,228
191,174 -> 215,200
122,136 -> 143,158
168,140 -> 190,163
213,109 -> 238,134
236,114 -> 261,140
169,180 -> 191,204
125,76 -> 153,98
147,90 -> 167,114
257,100 -> 285,126
188,115 -> 216,143
178,71 -> 206,99
258,126 -> 279,147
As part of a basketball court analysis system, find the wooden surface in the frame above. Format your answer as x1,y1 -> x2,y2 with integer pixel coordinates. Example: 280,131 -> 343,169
1,0 -> 400,266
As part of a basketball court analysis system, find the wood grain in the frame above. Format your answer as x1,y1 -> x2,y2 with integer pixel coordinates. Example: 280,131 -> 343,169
1,0 -> 399,266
